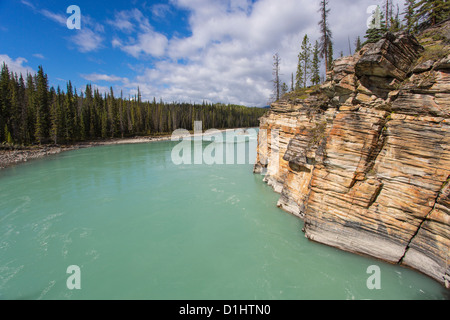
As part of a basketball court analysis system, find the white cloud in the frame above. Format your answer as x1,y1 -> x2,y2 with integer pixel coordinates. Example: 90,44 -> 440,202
0,54 -> 35,76
70,28 -> 104,53
81,73 -> 129,83
20,0 -> 35,10
124,0 -> 395,106
40,9 -> 67,25
33,5 -> 105,53
123,0 -> 319,106
32,53 -> 45,59
121,31 -> 168,58
109,9 -> 169,58
151,4 -> 172,19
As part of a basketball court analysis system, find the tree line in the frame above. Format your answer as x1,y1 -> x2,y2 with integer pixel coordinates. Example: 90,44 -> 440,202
0,63 -> 267,145
272,0 -> 332,101
365,0 -> 449,46
272,0 -> 449,101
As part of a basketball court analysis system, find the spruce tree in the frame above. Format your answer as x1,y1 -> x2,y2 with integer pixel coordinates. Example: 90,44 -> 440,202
295,59 -> 303,90
298,35 -> 312,88
35,66 -> 49,144
281,83 -> 289,96
364,5 -> 387,45
327,41 -> 334,72
311,40 -> 321,86
272,53 -> 281,101
412,0 -> 450,27
0,63 -> 10,143
355,36 -> 362,52
291,73 -> 294,92
403,0 -> 416,33
318,0 -> 333,71
4,124 -> 13,144
18,74 -> 27,144
65,81 -> 75,142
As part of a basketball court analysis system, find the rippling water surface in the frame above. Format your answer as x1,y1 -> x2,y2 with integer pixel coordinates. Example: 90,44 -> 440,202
0,131 -> 447,300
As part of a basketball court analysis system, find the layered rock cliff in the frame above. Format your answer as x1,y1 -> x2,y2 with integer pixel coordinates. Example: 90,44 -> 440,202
254,21 -> 450,288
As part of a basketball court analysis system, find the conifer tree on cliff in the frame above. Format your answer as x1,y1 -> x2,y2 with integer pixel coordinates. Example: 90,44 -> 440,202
364,5 -> 387,45
311,41 -> 321,86
298,35 -> 312,88
272,53 -> 281,102
412,0 -> 450,27
403,0 -> 417,33
318,0 -> 333,71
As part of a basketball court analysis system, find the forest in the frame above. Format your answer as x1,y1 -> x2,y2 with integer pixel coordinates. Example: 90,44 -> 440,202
0,64 -> 267,145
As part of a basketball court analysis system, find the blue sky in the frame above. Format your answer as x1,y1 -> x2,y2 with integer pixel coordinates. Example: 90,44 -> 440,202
0,0 -> 397,106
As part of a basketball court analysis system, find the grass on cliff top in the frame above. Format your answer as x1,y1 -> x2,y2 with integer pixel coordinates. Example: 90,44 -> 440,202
416,21 -> 450,64
279,85 -> 321,102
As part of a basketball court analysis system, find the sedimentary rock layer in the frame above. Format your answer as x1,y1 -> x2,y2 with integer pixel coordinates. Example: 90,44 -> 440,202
254,26 -> 450,287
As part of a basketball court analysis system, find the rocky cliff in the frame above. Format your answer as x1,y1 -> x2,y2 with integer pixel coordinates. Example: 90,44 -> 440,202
254,21 -> 450,288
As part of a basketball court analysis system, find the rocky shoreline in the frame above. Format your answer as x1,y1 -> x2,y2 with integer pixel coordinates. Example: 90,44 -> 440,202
0,129 -> 240,170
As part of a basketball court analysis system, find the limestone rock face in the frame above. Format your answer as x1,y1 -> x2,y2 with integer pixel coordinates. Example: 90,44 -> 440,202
254,24 -> 450,288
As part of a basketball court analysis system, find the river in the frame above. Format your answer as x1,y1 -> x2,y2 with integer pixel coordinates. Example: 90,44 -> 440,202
0,130 -> 447,300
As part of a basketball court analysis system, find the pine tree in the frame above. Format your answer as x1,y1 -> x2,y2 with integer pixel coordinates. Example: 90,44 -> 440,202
355,36 -> 362,52
318,0 -> 333,71
298,35 -> 312,88
50,86 -> 63,144
281,83 -> 289,96
4,124 -> 13,144
272,53 -> 281,101
364,5 -> 387,45
412,0 -> 450,27
291,73 -> 294,92
35,66 -> 49,144
327,41 -> 334,72
295,59 -> 303,90
311,40 -> 321,86
403,0 -> 416,33
384,0 -> 392,30
64,81 -> 75,142
0,63 -> 10,143
390,4 -> 402,32
18,74 -> 27,144
9,73 -> 20,143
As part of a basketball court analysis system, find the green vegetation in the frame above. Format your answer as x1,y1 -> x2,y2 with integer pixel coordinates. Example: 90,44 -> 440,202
318,0 -> 333,71
281,85 -> 321,102
0,63 -> 266,145
411,0 -> 450,28
309,120 -> 328,148
418,43 -> 448,63
296,35 -> 312,89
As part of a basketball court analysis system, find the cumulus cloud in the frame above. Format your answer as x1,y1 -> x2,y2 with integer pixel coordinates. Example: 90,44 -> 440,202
27,4 -> 105,53
126,0 -> 399,106
126,0 -> 319,106
21,0 -> 400,106
0,54 -> 35,76
109,9 -> 169,58
81,73 -> 129,83
70,28 -> 104,53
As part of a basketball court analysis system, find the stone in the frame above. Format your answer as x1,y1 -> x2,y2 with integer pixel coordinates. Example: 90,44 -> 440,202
254,23 -> 450,288
412,60 -> 435,73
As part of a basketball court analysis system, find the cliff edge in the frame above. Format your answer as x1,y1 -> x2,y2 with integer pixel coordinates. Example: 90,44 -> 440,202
254,20 -> 450,288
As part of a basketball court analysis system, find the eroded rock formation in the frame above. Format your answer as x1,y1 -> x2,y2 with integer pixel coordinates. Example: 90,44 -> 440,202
254,23 -> 450,288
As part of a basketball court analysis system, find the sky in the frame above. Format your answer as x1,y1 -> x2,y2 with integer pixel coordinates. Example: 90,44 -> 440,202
0,0 -> 401,106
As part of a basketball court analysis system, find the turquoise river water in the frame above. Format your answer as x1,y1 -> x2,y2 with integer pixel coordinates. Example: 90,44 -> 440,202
0,130 -> 448,300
